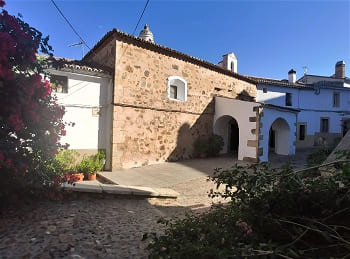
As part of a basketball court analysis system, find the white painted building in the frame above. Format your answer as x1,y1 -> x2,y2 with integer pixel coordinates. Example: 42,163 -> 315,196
250,62 -> 350,162
214,96 -> 257,161
45,62 -> 114,170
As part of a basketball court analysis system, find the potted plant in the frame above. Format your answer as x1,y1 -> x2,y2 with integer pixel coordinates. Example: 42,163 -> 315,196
77,151 -> 106,181
68,166 -> 84,182
76,156 -> 96,180
54,149 -> 83,182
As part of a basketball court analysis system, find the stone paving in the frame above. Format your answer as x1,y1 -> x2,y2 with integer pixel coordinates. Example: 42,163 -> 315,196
0,196 -> 188,259
0,153 -> 312,258
0,177 -> 226,258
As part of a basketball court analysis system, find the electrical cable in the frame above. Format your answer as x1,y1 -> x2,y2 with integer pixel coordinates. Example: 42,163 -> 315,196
50,0 -> 92,50
131,0 -> 150,36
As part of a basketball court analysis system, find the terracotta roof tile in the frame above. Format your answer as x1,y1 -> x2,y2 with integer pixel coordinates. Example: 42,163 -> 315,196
43,55 -> 113,75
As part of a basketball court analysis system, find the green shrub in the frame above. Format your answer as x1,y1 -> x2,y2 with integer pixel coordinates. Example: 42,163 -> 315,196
193,138 -> 209,157
95,150 -> 106,171
147,160 -> 350,258
76,151 -> 106,175
306,147 -> 331,166
76,156 -> 95,175
207,134 -> 224,156
193,135 -> 224,158
54,149 -> 79,174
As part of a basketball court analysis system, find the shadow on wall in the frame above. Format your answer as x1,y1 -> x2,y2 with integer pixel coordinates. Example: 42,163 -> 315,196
236,89 -> 255,102
165,89 -> 256,174
166,99 -> 215,162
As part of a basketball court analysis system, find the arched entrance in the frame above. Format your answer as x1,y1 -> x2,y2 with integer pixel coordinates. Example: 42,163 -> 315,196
214,115 -> 239,156
269,118 -> 290,156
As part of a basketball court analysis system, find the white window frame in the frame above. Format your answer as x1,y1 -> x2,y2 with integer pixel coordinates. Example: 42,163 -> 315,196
167,76 -> 187,102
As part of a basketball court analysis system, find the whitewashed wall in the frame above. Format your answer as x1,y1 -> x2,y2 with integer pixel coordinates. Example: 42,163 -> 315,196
257,85 -> 350,137
214,96 -> 257,160
48,70 -> 113,170
259,108 -> 297,162
257,85 -> 300,109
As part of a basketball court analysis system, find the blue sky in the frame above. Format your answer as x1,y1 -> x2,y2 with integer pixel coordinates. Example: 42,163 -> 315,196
5,0 -> 350,80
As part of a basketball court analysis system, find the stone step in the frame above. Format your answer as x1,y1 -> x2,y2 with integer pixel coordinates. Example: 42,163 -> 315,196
61,180 -> 178,199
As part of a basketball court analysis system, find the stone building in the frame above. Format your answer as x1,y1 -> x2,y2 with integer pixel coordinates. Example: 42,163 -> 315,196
79,25 -> 258,170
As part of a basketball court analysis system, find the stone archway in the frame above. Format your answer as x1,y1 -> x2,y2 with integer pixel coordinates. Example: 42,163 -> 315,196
214,115 -> 239,156
269,118 -> 290,156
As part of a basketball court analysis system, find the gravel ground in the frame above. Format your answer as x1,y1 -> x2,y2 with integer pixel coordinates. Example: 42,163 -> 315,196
0,176 -> 225,259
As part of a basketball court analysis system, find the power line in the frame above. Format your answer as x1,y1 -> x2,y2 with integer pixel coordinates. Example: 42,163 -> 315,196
131,0 -> 150,36
50,0 -> 91,50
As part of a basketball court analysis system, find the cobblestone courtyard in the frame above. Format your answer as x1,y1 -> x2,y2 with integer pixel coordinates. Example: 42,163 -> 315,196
0,153 -> 310,258
0,177 -> 225,259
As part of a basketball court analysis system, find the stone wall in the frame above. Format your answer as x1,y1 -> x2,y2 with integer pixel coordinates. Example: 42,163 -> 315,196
86,36 -> 256,169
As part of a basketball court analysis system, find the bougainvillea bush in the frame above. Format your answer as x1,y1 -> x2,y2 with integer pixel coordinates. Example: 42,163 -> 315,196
147,161 -> 350,258
0,2 -> 66,206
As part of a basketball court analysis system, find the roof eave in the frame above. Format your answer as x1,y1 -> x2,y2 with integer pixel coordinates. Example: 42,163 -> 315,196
82,29 -> 256,85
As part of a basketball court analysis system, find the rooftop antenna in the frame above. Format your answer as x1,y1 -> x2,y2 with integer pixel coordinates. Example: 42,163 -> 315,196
68,42 -> 84,59
302,66 -> 308,83
302,66 -> 308,75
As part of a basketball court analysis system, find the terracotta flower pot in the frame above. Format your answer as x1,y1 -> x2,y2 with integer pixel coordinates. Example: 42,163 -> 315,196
87,173 -> 96,181
67,173 -> 84,182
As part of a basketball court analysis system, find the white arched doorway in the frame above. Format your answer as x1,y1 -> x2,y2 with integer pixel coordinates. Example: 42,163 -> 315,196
214,115 -> 239,156
269,118 -> 290,156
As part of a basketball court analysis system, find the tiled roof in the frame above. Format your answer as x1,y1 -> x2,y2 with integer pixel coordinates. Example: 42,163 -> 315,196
82,29 -> 256,84
43,56 -> 113,75
245,75 -> 314,88
298,74 -> 350,84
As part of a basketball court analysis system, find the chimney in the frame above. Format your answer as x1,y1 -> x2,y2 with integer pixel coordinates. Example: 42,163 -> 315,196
222,53 -> 238,73
335,61 -> 345,78
288,69 -> 296,83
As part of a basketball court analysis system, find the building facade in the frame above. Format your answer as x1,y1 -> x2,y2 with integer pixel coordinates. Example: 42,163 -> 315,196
81,28 -> 258,169
49,25 -> 350,170
252,63 -> 350,162
46,61 -> 114,170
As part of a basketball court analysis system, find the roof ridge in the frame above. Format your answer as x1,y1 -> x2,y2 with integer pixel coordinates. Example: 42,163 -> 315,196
82,28 -> 256,84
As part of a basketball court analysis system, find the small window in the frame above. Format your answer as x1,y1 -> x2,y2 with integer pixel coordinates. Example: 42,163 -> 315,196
333,92 -> 340,107
285,93 -> 292,106
167,76 -> 187,101
320,118 -> 329,133
50,74 -> 68,93
263,88 -> 268,93
299,124 -> 306,141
